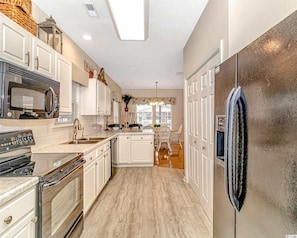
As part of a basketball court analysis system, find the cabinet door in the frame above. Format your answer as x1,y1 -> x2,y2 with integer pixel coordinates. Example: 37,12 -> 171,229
97,81 -> 105,115
105,86 -> 111,115
32,37 -> 54,78
0,17 -> 30,68
81,78 -> 98,115
55,53 -> 72,114
104,148 -> 111,183
96,154 -> 105,196
118,136 -> 131,164
83,158 -> 96,213
131,135 -> 154,164
1,210 -> 36,238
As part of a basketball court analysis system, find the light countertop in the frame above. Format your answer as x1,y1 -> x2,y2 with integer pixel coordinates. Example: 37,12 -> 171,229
33,129 -> 154,154
0,177 -> 39,206
0,130 -> 154,205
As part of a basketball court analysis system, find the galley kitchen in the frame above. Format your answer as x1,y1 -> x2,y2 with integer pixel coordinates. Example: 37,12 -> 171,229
0,0 -> 297,238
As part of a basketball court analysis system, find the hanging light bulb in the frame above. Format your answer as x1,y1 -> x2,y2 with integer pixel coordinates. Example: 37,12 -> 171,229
150,82 -> 164,105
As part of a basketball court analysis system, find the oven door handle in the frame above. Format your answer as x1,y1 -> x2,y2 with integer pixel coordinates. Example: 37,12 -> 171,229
43,159 -> 85,188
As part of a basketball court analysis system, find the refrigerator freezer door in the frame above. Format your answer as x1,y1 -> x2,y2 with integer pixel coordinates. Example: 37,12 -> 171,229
213,55 -> 237,238
236,11 -> 297,237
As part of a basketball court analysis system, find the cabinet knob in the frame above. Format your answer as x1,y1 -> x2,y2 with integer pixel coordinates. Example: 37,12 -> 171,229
4,215 -> 12,224
31,216 -> 38,224
202,146 -> 206,149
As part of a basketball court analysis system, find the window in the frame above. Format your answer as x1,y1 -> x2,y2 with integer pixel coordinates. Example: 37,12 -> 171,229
136,105 -> 153,126
113,100 -> 119,123
156,104 -> 172,127
136,104 -> 172,128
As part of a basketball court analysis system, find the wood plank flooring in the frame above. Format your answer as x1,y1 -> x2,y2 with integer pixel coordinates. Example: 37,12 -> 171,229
80,167 -> 212,238
155,142 -> 184,169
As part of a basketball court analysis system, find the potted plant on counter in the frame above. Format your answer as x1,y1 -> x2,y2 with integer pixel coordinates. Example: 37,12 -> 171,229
122,94 -> 133,112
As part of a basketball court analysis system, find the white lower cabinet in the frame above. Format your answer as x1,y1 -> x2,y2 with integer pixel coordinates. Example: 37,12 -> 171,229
83,150 -> 97,214
96,145 -> 105,196
0,186 -> 37,238
117,134 -> 154,167
83,141 -> 111,214
104,147 -> 111,183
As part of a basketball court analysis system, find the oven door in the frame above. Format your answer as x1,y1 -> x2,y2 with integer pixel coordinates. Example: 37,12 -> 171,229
40,164 -> 83,238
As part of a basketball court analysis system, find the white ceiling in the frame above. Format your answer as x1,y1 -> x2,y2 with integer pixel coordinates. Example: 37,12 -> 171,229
32,0 -> 208,89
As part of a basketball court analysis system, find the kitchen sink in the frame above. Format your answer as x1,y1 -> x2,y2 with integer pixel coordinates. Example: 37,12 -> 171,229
64,137 -> 107,144
65,140 -> 99,144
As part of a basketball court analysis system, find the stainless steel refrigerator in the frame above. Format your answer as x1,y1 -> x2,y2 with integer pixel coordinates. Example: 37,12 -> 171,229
214,11 -> 297,238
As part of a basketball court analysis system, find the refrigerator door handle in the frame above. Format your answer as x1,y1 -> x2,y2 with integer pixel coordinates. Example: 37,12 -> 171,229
227,86 -> 248,212
224,87 -> 235,204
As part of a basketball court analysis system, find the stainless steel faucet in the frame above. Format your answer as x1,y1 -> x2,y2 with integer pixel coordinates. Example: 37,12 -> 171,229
73,118 -> 82,142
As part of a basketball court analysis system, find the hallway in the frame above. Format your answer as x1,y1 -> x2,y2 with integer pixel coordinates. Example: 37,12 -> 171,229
80,167 -> 212,238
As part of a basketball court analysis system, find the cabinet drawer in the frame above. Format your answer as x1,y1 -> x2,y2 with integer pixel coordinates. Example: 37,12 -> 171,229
84,150 -> 96,166
96,145 -> 105,158
131,135 -> 153,141
0,188 -> 35,233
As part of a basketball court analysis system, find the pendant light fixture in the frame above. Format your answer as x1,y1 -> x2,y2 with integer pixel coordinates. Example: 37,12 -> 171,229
150,82 -> 164,106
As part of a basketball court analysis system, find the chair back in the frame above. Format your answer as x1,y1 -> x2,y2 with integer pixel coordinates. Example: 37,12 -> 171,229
158,126 -> 170,140
177,124 -> 183,134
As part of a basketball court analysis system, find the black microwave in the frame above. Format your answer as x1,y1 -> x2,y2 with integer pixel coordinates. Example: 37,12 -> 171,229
0,61 -> 60,119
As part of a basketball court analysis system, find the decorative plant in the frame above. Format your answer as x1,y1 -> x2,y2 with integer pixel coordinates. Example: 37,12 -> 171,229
122,94 -> 133,112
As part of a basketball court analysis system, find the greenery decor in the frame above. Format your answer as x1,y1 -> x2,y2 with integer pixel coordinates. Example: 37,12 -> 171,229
122,94 -> 133,106
122,94 -> 133,112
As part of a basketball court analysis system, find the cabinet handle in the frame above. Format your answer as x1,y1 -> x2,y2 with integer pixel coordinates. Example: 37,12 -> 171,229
141,137 -> 143,139
202,146 -> 206,149
31,216 -> 38,224
26,51 -> 30,67
4,216 -> 12,224
35,56 -> 39,70
194,141 -> 197,144
90,157 -> 93,160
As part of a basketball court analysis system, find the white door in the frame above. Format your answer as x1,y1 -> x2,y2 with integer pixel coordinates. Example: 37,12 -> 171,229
198,53 -> 219,222
186,51 -> 220,223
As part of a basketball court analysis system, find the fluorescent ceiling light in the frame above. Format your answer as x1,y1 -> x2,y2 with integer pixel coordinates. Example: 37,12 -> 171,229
106,0 -> 149,41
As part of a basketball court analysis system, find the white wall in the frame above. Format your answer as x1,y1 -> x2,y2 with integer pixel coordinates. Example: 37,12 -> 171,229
183,0 -> 229,80
229,0 -> 297,55
184,0 -> 297,78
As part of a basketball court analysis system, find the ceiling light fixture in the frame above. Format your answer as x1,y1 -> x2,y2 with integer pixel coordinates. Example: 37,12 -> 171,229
83,34 -> 92,40
150,82 -> 164,106
106,0 -> 149,41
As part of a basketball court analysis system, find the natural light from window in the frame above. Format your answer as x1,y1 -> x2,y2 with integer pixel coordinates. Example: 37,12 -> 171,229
136,104 -> 172,128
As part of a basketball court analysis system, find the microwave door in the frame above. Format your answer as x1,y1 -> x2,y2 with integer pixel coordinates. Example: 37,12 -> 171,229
44,87 -> 59,118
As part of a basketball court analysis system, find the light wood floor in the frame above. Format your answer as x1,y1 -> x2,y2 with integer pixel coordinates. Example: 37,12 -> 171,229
80,167 -> 212,238
155,142 -> 184,169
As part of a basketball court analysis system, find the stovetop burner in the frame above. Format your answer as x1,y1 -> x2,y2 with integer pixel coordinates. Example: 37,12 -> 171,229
0,129 -> 83,179
11,161 -> 35,176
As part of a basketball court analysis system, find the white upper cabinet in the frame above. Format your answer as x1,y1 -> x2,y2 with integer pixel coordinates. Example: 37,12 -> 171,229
31,37 -> 54,79
0,15 -> 31,69
81,78 -> 111,116
55,53 -> 72,114
0,13 -> 55,79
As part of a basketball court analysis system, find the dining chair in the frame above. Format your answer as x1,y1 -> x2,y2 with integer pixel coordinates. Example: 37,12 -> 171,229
157,126 -> 172,153
170,124 -> 183,148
